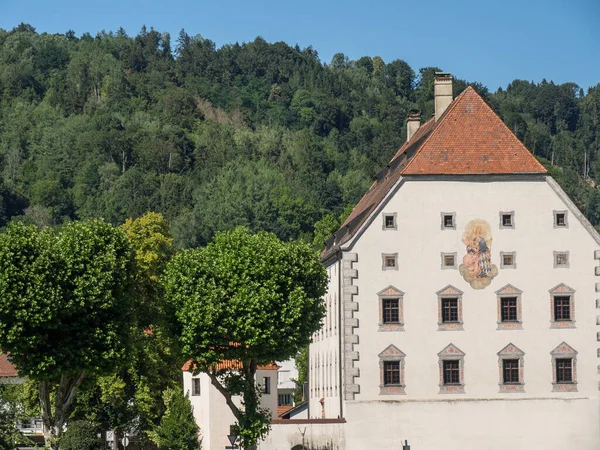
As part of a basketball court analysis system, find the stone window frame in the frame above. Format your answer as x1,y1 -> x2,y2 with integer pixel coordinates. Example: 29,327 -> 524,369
550,342 -> 578,392
382,212 -> 397,230
500,251 -> 517,269
553,251 -> 570,269
377,286 -> 405,332
496,284 -> 523,330
436,285 -> 464,331
549,283 -> 576,329
499,211 -> 515,229
440,252 -> 458,270
497,343 -> 525,393
441,212 -> 456,230
553,210 -> 569,229
438,343 -> 465,394
378,344 -> 406,395
382,253 -> 398,271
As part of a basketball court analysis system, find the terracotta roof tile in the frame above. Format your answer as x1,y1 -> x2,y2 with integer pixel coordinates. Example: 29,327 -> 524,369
0,354 -> 18,377
278,405 -> 294,417
321,87 -> 546,259
402,87 -> 547,175
181,359 -> 279,372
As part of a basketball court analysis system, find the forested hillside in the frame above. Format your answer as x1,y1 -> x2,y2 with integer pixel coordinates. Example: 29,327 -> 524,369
1,23 -> 599,247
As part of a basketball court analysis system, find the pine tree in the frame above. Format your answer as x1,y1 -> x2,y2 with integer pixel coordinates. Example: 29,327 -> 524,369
149,388 -> 200,450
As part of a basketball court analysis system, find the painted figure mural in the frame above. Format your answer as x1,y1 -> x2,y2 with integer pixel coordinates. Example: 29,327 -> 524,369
459,219 -> 498,289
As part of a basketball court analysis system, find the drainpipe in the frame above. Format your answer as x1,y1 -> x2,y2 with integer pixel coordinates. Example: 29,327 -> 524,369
337,249 -> 344,418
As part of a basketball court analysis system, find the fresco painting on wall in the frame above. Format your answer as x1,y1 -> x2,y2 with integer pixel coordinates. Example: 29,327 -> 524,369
459,219 -> 498,289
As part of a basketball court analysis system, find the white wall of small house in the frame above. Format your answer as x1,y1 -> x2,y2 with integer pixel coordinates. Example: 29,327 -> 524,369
183,369 -> 278,450
338,176 -> 600,449
309,259 -> 342,419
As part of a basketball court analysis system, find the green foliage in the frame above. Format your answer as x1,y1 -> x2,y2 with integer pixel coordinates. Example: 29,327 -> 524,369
0,384 -> 26,450
59,420 -> 103,450
0,219 -> 135,446
164,227 -> 327,446
148,388 -> 200,450
292,347 -> 308,404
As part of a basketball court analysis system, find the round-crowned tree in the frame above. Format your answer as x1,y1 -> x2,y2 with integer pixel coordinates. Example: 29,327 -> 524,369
163,227 -> 326,448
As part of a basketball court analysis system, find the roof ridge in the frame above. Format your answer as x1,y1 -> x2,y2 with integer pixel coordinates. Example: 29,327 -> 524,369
400,87 -> 473,174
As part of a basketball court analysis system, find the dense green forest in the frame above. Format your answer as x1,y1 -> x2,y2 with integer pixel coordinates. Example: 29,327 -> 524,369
1,23 -> 599,247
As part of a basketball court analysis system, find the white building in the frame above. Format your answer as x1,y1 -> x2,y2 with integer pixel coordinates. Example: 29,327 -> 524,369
182,360 -> 279,449
307,74 -> 600,450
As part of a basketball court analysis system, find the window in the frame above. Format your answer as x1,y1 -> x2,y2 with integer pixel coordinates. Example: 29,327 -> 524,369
501,297 -> 518,322
437,344 -> 465,393
378,286 -> 405,331
378,345 -> 406,395
554,296 -> 571,321
382,299 -> 399,324
382,253 -> 398,271
499,211 -> 515,229
500,251 -> 516,269
383,213 -> 397,230
554,251 -> 569,268
556,359 -> 572,383
191,377 -> 201,396
496,284 -> 522,330
549,284 -> 576,328
441,212 -> 456,229
443,360 -> 460,385
441,298 -> 459,323
554,210 -> 568,228
437,285 -> 463,331
551,342 -> 577,391
278,393 -> 293,406
384,361 -> 401,385
497,343 -> 525,392
441,252 -> 457,269
263,377 -> 271,394
503,359 -> 519,384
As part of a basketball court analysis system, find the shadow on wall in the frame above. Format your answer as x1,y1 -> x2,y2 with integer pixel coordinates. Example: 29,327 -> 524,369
291,444 -> 337,450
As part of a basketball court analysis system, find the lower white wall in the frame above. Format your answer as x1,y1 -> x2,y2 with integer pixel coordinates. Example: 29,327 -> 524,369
344,398 -> 600,450
259,421 -> 346,450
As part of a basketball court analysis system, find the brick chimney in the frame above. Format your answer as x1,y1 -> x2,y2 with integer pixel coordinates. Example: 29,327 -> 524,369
406,111 -> 421,142
434,72 -> 453,121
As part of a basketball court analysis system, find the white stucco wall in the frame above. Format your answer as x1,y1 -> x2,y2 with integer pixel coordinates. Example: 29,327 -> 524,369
183,369 -> 278,450
309,259 -> 342,419
259,420 -> 346,450
337,176 -> 600,448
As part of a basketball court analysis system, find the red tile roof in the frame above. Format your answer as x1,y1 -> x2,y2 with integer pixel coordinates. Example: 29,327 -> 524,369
0,354 -> 18,377
182,359 -> 279,372
322,87 -> 546,259
402,87 -> 547,175
277,405 -> 294,417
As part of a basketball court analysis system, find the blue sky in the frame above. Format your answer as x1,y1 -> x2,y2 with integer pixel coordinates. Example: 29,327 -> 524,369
1,0 -> 598,92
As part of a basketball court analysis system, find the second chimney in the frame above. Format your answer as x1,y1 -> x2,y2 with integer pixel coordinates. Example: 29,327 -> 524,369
406,111 -> 421,142
434,72 -> 453,121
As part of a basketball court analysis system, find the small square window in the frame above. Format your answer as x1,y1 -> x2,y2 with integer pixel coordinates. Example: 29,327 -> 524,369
500,212 -> 514,229
441,213 -> 455,229
502,253 -> 514,267
441,252 -> 457,269
382,253 -> 398,271
554,251 -> 569,268
554,211 -> 568,228
192,378 -> 201,396
383,213 -> 397,230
